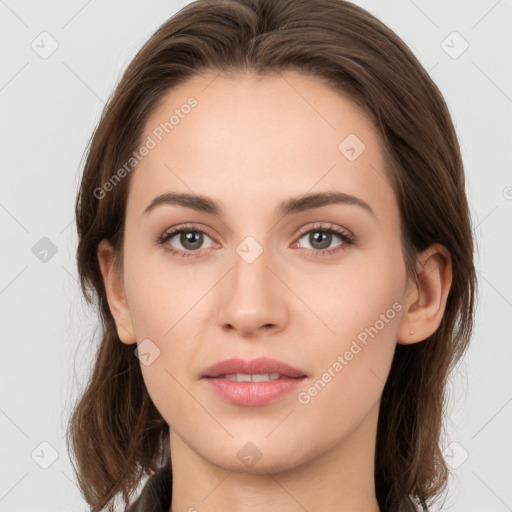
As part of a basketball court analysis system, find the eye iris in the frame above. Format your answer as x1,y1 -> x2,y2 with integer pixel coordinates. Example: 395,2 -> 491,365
181,231 -> 203,250
310,231 -> 331,249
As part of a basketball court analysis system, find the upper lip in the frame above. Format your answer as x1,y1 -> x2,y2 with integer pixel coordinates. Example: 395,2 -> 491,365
201,357 -> 307,378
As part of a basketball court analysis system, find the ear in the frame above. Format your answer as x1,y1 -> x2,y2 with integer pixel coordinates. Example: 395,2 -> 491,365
397,243 -> 453,345
97,239 -> 137,345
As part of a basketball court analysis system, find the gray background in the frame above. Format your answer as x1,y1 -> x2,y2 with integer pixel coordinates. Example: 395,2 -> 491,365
1,0 -> 511,510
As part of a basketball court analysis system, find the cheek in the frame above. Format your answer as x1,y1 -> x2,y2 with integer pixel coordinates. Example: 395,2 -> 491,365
123,247 -> 201,340
296,301 -> 400,446
291,247 -> 405,348
126,265 -> 204,424
295,249 -> 404,414
122,249 -> 208,404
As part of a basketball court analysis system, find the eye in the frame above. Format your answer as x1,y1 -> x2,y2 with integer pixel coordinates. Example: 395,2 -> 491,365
292,223 -> 355,257
157,223 -> 216,257
157,222 -> 355,258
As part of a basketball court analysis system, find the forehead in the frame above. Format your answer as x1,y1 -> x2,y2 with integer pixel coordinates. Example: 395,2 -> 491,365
126,70 -> 396,223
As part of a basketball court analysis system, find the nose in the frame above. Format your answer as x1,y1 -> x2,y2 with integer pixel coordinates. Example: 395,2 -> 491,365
216,247 -> 289,337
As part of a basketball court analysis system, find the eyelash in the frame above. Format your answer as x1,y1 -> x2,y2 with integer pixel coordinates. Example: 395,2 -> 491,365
157,222 -> 355,258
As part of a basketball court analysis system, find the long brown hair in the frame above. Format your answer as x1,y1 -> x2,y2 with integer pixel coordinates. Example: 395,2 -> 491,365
66,0 -> 477,510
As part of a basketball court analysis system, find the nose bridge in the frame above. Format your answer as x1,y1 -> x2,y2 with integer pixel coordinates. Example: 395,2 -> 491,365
216,236 -> 288,335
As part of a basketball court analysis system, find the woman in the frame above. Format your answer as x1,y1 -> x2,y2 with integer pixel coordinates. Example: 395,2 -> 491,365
66,0 -> 476,511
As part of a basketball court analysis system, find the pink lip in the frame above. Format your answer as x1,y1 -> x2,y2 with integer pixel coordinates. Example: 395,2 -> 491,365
201,357 -> 307,407
201,357 -> 307,379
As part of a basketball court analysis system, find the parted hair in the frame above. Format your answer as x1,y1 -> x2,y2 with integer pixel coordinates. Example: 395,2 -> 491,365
66,0 -> 477,510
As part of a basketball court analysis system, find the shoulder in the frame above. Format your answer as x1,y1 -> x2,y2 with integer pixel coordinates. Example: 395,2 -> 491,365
125,463 -> 173,512
385,496 -> 423,512
388,499 -> 426,512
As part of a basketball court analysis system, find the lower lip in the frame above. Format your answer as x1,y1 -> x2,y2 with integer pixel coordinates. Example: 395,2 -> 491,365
203,376 -> 306,406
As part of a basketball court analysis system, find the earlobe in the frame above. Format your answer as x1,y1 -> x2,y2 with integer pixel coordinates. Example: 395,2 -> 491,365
97,240 -> 137,345
397,244 -> 453,345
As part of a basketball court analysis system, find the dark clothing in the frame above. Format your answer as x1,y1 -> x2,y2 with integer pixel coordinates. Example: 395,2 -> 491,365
125,462 -> 419,512
125,463 -> 172,512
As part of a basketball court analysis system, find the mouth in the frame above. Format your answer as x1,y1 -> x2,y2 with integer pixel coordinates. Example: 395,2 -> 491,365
201,357 -> 308,407
201,356 -> 307,379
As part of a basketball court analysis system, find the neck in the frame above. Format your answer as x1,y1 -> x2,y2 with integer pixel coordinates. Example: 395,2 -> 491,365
169,401 -> 382,512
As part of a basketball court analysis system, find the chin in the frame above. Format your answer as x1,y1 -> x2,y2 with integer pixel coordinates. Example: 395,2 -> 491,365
203,439 -> 309,475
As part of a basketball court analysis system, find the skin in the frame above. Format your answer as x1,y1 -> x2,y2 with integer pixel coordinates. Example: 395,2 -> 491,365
98,70 -> 452,512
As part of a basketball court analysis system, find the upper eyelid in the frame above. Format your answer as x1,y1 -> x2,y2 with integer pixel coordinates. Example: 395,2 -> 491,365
160,222 -> 353,245
295,222 -> 352,237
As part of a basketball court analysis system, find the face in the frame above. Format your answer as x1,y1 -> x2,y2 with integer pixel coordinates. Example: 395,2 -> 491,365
109,70 -> 413,473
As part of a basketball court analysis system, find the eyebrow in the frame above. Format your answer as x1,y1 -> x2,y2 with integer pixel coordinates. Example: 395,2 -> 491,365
143,191 -> 376,218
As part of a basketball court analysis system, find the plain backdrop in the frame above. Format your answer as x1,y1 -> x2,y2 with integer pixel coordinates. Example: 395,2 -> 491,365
1,0 -> 511,510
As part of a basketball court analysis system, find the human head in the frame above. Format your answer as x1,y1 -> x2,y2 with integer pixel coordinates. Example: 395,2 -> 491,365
67,1 -> 476,511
